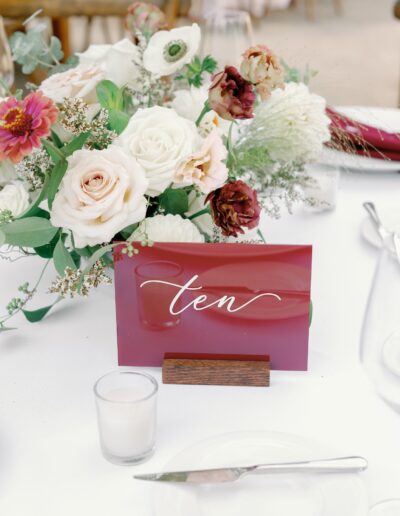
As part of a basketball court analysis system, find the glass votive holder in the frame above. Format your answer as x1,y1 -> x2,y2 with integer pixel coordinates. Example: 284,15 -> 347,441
369,499 -> 400,516
303,164 -> 340,212
94,370 -> 158,465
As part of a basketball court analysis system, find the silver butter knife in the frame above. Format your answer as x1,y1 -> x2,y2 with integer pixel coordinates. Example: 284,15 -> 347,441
133,456 -> 368,483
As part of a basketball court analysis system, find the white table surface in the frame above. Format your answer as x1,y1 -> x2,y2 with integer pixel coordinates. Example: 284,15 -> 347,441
1,169 -> 400,515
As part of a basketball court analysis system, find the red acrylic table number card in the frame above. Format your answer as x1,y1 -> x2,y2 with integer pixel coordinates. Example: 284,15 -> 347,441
113,243 -> 312,371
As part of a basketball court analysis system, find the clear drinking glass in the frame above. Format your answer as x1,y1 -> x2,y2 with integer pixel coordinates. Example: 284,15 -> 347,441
135,261 -> 183,330
369,499 -> 400,516
200,10 -> 254,69
0,17 -> 14,94
94,371 -> 158,465
360,245 -> 400,413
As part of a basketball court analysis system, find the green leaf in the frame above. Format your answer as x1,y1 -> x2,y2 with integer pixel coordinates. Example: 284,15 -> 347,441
309,300 -> 313,327
47,159 -> 68,210
53,238 -> 77,276
70,250 -> 81,269
2,217 -> 59,248
96,80 -> 123,110
20,175 -> 50,219
159,188 -> 189,215
48,36 -> 64,63
62,132 -> 91,157
22,303 -> 56,323
34,231 -> 59,258
119,223 -> 138,240
42,139 -> 64,164
0,229 -> 5,246
108,109 -> 130,134
51,130 -> 63,148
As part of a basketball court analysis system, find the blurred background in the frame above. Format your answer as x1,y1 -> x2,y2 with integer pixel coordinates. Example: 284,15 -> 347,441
1,0 -> 399,106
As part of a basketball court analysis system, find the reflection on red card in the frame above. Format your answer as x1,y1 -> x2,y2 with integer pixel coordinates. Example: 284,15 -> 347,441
113,243 -> 312,371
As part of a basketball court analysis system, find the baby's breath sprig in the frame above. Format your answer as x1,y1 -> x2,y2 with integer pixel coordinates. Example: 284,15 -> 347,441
0,209 -> 14,225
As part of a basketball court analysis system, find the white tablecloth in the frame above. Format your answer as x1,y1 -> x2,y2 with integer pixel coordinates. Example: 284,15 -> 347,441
1,170 -> 400,515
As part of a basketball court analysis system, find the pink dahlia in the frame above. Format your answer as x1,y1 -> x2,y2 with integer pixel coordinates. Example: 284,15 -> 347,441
0,92 -> 58,164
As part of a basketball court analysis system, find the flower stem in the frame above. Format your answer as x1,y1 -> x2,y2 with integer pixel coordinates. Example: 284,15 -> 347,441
188,207 -> 211,220
195,100 -> 211,127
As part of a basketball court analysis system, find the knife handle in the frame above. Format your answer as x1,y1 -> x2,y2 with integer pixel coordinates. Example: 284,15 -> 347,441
250,456 -> 368,475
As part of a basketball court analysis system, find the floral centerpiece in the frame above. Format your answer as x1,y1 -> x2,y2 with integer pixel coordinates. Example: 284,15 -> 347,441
0,4 -> 330,330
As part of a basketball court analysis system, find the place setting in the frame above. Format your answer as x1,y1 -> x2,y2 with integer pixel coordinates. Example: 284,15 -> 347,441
1,1 -> 400,514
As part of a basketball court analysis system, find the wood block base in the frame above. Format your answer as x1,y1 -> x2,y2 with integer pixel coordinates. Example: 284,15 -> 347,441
162,353 -> 270,387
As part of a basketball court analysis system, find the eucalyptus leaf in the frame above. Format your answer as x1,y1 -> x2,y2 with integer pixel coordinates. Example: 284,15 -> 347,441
47,159 -> 68,210
159,189 -> 189,215
2,217 -> 59,248
53,238 -> 77,276
0,229 -> 5,246
22,303 -> 57,323
34,231 -> 59,258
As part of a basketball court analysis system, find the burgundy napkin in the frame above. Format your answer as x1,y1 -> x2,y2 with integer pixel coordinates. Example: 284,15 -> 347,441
327,107 -> 400,160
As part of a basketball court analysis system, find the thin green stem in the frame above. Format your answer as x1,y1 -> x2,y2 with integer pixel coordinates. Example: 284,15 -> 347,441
0,259 -> 51,324
195,100 -> 211,127
188,207 -> 210,220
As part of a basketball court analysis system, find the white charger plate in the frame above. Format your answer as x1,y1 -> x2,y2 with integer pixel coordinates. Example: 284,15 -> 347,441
321,107 -> 400,173
152,431 -> 368,516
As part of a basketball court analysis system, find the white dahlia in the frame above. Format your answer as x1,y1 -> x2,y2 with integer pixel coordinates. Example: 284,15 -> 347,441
132,214 -> 204,243
143,24 -> 201,76
249,82 -> 331,163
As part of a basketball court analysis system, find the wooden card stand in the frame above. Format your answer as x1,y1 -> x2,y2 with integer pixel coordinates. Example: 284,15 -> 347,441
162,353 -> 270,387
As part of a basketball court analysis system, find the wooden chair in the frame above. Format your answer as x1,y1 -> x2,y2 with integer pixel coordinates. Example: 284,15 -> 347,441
291,0 -> 343,21
0,0 -> 181,58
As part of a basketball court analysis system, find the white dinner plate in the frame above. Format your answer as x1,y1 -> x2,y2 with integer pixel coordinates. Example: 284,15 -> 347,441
321,107 -> 400,173
152,431 -> 368,516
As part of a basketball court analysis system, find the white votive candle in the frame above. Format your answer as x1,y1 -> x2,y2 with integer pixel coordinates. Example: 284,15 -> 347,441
303,164 -> 340,212
94,371 -> 158,465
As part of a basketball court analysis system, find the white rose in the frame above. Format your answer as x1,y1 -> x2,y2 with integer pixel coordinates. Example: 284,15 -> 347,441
132,214 -> 204,243
114,106 -> 199,197
143,24 -> 201,76
40,64 -> 105,105
0,159 -> 16,186
77,39 -> 140,87
0,182 -> 29,217
50,147 -> 149,248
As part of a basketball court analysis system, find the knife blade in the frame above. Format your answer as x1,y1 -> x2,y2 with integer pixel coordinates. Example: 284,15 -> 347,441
133,456 -> 368,483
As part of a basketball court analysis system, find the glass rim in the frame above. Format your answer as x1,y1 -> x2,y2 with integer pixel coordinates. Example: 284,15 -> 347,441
203,8 -> 252,20
93,370 -> 158,404
135,260 -> 183,279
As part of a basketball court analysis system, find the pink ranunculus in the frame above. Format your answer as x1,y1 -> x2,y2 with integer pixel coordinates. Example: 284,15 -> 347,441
240,44 -> 285,100
125,2 -> 167,41
205,179 -> 261,237
0,92 -> 58,164
174,129 -> 228,194
208,66 -> 255,121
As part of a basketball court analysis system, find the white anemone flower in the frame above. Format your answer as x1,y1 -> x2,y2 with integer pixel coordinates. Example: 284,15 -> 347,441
249,82 -> 331,163
143,24 -> 201,76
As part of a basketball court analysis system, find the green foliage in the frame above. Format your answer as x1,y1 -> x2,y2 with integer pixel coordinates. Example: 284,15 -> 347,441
281,60 -> 317,85
22,303 -> 56,323
108,109 -> 130,134
41,139 -> 65,164
176,55 -> 217,87
53,238 -> 77,275
34,231 -> 59,258
159,188 -> 189,215
9,26 -> 63,75
2,217 -> 59,248
62,132 -> 91,157
49,54 -> 79,76
47,159 -> 68,210
96,80 -> 124,111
